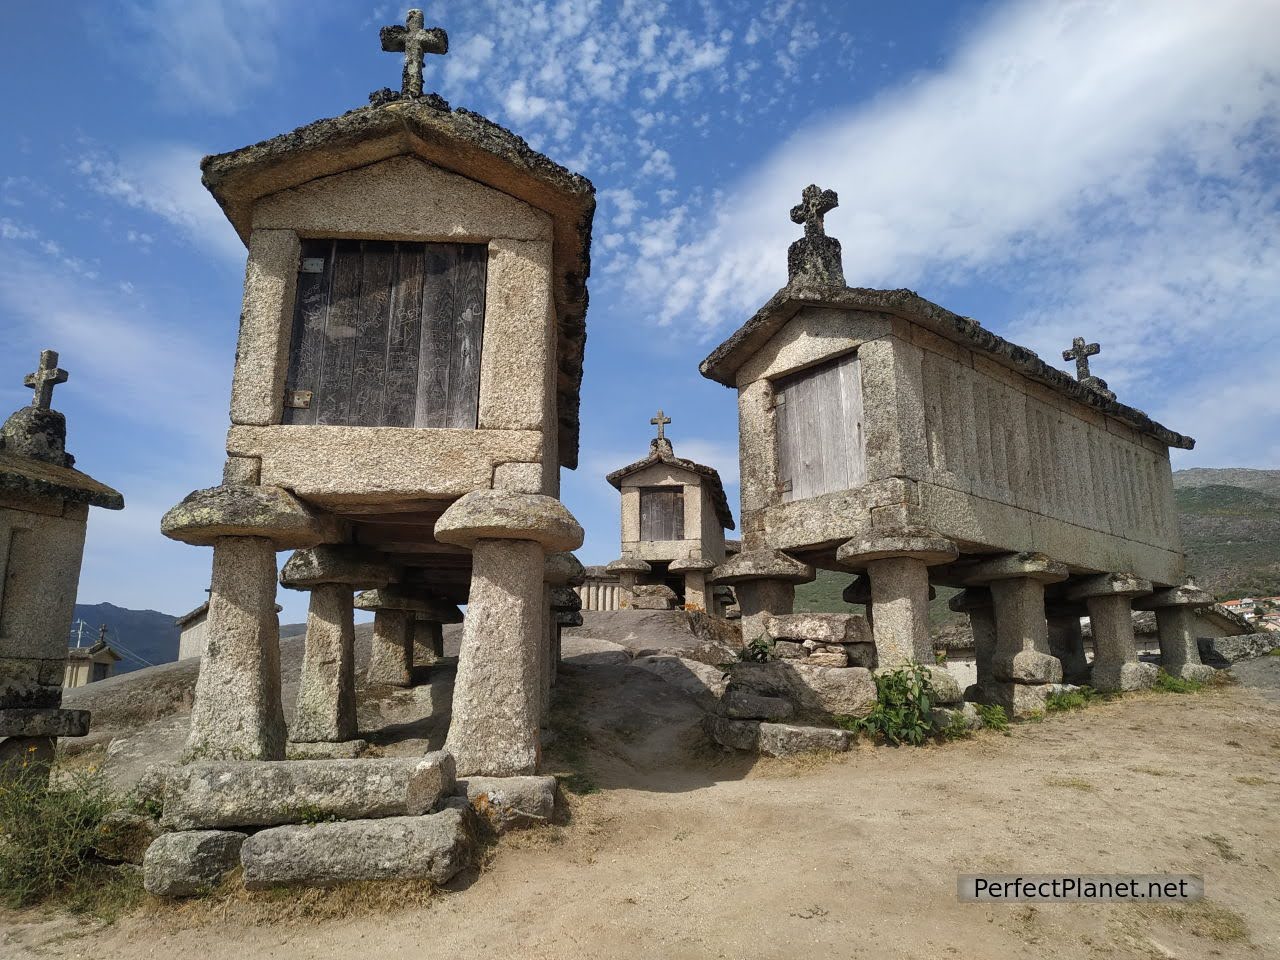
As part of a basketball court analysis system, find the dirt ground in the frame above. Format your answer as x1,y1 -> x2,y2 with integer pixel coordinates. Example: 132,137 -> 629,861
6,636 -> 1280,960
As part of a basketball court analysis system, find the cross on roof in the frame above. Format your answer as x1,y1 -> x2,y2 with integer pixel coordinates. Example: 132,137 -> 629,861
380,9 -> 449,98
789,184 -> 839,238
1062,336 -> 1101,382
650,409 -> 671,440
23,349 -> 68,411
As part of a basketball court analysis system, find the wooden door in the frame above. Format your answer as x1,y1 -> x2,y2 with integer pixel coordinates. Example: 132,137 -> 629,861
775,351 -> 866,502
283,239 -> 487,427
640,487 -> 685,540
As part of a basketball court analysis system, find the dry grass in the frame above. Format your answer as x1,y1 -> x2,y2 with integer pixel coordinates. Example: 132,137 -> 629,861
1145,901 -> 1250,943
750,750 -> 848,779
1233,775 -> 1273,786
1043,776 -> 1095,792
1204,834 -> 1243,862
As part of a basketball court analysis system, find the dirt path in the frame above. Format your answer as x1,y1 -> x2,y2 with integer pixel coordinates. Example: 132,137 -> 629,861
7,669 -> 1280,960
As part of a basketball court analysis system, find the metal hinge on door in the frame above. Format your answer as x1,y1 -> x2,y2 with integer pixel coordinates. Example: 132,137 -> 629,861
284,389 -> 313,409
300,258 -> 325,274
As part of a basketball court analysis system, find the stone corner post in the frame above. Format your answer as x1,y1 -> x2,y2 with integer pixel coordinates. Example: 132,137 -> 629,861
670,555 -> 716,612
1134,582 -> 1217,682
605,556 -> 651,609
948,587 -> 995,701
710,549 -> 815,646
160,484 -> 339,761
435,491 -> 583,778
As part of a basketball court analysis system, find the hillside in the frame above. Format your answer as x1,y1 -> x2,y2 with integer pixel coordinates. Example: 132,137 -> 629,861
70,602 -> 180,675
1174,469 -> 1280,599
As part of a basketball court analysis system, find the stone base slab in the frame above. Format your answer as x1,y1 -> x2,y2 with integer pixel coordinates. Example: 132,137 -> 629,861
975,681 -> 1079,719
0,707 -> 90,738
1164,663 -> 1217,683
707,715 -> 851,756
460,776 -> 558,833
240,808 -> 473,888
728,661 -> 876,719
143,830 -> 245,897
1091,661 -> 1158,693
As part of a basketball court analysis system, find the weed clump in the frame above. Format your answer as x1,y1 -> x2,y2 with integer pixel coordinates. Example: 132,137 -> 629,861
1044,687 -> 1106,712
1153,669 -> 1204,694
854,663 -> 935,746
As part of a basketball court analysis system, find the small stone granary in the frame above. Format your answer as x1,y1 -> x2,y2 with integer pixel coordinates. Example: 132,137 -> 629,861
0,350 -> 123,777
602,411 -> 735,613
153,9 -> 591,893
701,185 -> 1205,728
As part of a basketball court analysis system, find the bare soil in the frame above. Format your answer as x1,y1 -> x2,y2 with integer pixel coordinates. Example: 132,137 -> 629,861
7,629 -> 1280,959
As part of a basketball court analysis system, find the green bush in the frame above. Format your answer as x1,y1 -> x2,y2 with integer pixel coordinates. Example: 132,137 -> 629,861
738,634 -> 774,663
1153,669 -> 1204,694
0,758 -> 119,908
856,662 -> 935,746
1045,687 -> 1105,712
974,703 -> 1010,731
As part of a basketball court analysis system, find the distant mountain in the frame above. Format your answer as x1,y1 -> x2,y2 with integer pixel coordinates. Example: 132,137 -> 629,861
71,602 -> 181,676
1173,469 -> 1280,599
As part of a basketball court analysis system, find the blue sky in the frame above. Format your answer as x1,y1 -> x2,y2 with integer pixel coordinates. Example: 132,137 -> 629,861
2,0 -> 1277,626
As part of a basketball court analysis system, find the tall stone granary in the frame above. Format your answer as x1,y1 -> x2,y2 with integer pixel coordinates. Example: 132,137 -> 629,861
700,184 -> 1211,720
0,350 -> 123,780
161,9 -> 593,776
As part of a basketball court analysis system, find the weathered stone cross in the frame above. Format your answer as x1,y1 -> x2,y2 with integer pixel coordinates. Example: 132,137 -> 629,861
789,184 -> 839,238
24,349 -> 68,410
380,9 -> 449,99
1062,336 -> 1101,382
650,409 -> 671,440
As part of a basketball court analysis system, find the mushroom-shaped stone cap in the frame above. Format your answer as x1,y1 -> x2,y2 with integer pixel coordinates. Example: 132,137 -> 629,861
545,551 -> 587,586
434,490 -> 583,553
549,585 -> 583,611
280,546 -> 396,590
632,583 -> 678,600
1132,582 -> 1214,610
606,556 -> 652,574
354,588 -> 462,622
836,529 -> 958,568
161,484 -> 334,549
1067,572 -> 1153,602
709,549 -> 814,585
668,555 -> 716,573
947,587 -> 994,613
956,552 -> 1069,585
555,610 -> 584,628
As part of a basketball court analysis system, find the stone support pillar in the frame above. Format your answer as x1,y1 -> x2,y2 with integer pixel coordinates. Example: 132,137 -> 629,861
435,491 -> 584,777
949,588 -> 995,701
710,549 -> 815,647
366,608 -> 414,687
606,557 -> 651,609
670,556 -> 716,613
957,553 -> 1068,718
1135,583 -> 1217,682
1045,600 -> 1090,685
280,546 -> 396,745
1069,573 -> 1157,692
836,529 -> 957,669
414,618 -> 446,664
186,536 -> 287,760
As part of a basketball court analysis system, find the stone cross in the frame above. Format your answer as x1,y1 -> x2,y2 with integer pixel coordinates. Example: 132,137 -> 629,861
380,9 -> 449,99
789,184 -> 839,239
24,349 -> 68,410
650,409 -> 671,440
1062,337 -> 1101,382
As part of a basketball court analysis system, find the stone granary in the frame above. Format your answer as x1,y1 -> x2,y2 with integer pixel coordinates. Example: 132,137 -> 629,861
161,11 -> 592,777
701,185 -> 1204,718
603,411 -> 734,613
0,350 -> 123,776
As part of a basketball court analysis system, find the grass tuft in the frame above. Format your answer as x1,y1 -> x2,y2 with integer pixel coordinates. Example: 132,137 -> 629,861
1044,687 -> 1106,712
974,703 -> 1010,732
1153,669 -> 1204,694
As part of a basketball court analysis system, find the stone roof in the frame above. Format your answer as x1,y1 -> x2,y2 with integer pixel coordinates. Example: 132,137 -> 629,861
67,641 -> 122,662
606,439 -> 735,530
699,284 -> 1195,451
174,602 -> 209,628
200,94 -> 595,469
0,450 -> 124,509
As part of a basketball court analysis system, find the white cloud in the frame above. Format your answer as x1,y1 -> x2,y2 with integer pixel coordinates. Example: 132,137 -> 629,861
76,144 -> 245,263
113,0 -> 297,113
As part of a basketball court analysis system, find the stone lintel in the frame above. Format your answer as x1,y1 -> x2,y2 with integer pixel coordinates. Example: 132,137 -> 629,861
161,484 -> 336,549
1067,572 -> 1153,601
835,530 -> 957,568
434,490 -> 583,552
280,546 -> 397,590
0,707 -> 90,738
354,588 -> 461,622
957,552 -> 1069,585
710,549 -> 814,586
1132,583 -> 1214,610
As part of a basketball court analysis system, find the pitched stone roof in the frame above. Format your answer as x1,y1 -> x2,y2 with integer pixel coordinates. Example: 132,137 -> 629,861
700,283 -> 1194,450
200,94 -> 595,468
606,439 -> 735,530
0,450 -> 124,509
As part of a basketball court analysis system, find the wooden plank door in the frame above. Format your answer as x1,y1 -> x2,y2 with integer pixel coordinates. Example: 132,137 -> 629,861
282,240 -> 487,428
775,351 -> 866,502
640,487 -> 685,540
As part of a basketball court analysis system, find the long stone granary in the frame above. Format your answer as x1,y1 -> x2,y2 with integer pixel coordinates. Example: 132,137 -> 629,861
701,184 -> 1205,716
161,13 -> 593,773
